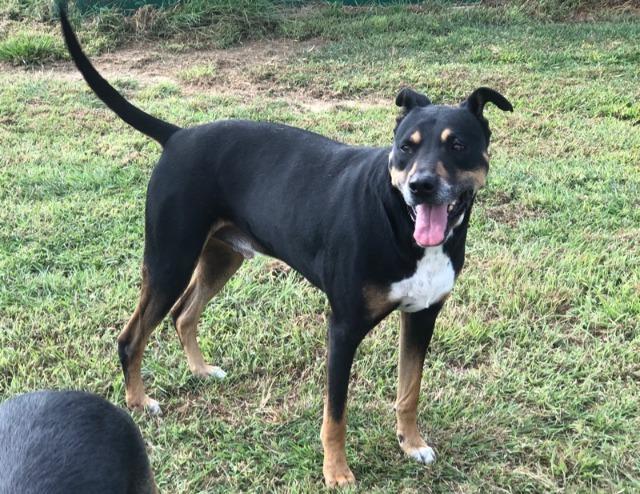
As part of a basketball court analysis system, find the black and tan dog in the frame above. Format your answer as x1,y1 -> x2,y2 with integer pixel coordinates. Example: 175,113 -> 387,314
0,390 -> 156,493
60,10 -> 512,487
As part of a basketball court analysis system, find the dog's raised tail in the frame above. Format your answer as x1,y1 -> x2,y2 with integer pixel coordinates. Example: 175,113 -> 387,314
59,8 -> 180,146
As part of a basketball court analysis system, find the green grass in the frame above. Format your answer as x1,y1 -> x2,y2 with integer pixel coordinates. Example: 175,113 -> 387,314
178,64 -> 217,85
0,0 -> 286,62
0,32 -> 65,64
1,1 -> 637,63
1,3 -> 639,493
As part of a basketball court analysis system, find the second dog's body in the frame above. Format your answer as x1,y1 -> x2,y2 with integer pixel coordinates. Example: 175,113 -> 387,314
0,391 -> 155,494
61,9 -> 512,487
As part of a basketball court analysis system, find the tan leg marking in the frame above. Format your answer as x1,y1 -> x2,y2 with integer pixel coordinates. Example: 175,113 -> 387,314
117,268 -> 164,414
321,399 -> 355,488
395,313 -> 435,464
171,235 -> 243,378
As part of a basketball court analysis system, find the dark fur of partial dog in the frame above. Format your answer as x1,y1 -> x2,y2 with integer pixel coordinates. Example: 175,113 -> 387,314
0,390 -> 156,494
60,9 -> 512,487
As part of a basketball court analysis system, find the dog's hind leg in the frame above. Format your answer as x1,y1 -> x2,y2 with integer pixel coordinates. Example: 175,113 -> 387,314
170,235 -> 243,379
118,220 -> 210,414
117,270 -> 175,414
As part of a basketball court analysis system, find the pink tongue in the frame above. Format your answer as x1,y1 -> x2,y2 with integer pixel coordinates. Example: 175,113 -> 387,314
413,204 -> 448,247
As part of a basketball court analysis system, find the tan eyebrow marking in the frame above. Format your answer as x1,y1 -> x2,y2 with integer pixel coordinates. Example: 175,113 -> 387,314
440,128 -> 453,142
409,130 -> 421,144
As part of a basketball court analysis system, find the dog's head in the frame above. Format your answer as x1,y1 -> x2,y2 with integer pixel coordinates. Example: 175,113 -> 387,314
390,87 -> 513,247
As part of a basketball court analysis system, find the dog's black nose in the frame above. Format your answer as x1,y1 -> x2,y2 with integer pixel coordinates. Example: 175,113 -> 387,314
409,174 -> 438,196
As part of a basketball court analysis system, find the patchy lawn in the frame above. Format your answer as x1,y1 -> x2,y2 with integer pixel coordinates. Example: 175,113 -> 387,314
1,3 -> 639,493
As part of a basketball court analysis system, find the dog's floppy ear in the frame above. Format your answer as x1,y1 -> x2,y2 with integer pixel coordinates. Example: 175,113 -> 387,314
395,87 -> 430,110
461,87 -> 513,117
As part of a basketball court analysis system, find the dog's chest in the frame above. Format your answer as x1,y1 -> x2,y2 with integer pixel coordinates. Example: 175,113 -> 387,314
389,247 -> 455,312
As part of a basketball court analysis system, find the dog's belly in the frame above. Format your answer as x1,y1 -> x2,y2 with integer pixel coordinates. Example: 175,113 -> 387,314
389,246 -> 455,312
212,222 -> 268,259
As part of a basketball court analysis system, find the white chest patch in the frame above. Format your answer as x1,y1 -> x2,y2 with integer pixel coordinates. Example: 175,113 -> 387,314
389,246 -> 455,312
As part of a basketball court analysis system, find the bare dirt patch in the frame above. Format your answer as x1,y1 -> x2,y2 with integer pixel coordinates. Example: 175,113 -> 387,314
1,38 -> 389,111
5,38 -> 313,85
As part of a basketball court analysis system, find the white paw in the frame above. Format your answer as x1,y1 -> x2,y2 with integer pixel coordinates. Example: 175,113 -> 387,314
145,398 -> 162,416
208,366 -> 227,380
192,364 -> 227,380
409,446 -> 436,464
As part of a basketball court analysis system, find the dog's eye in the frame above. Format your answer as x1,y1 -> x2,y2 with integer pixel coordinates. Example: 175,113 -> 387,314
452,139 -> 465,152
400,143 -> 413,154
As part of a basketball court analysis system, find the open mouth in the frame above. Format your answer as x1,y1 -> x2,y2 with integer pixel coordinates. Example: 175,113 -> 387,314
408,190 -> 472,247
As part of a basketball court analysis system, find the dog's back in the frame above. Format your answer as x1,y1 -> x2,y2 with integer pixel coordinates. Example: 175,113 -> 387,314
0,390 -> 155,494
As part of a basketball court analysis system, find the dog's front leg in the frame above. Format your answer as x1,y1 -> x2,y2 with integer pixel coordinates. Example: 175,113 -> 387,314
395,304 -> 442,464
321,316 -> 367,488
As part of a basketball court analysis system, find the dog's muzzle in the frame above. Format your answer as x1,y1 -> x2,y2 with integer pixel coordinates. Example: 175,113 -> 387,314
407,188 -> 472,247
